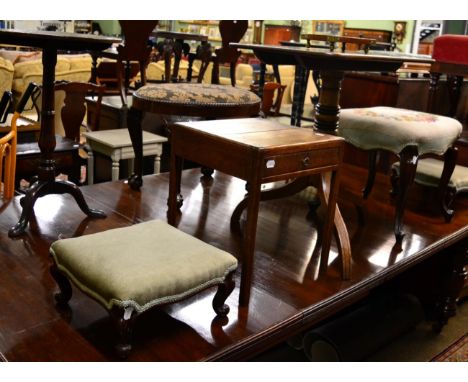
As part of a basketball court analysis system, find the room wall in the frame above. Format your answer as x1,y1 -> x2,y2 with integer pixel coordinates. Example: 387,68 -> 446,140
95,20 -> 121,36
94,19 -> 416,53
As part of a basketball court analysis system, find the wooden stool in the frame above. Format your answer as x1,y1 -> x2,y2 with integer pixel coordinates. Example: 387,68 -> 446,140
84,129 -> 167,184
126,83 -> 261,189
50,219 -> 237,358
339,106 -> 462,240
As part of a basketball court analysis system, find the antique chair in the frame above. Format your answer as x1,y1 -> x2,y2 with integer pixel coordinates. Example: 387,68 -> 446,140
91,21 -> 158,106
95,60 -> 140,95
50,219 -> 237,358
115,20 -> 158,105
339,106 -> 462,240
29,81 -> 105,184
256,81 -> 287,117
192,20 -> 249,86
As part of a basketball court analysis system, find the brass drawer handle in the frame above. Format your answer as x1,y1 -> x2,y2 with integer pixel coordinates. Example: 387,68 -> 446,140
302,156 -> 310,167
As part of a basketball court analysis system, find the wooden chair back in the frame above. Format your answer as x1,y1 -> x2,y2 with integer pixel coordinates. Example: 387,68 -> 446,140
117,20 -> 159,104
209,20 -> 248,86
54,81 -> 105,142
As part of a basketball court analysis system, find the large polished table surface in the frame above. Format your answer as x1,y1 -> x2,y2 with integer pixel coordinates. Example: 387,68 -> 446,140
0,163 -> 466,361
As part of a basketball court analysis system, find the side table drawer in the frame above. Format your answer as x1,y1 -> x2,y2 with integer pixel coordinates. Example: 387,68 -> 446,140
262,147 -> 341,179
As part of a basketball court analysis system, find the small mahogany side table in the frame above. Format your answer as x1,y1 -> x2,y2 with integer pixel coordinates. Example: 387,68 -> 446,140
168,118 -> 345,306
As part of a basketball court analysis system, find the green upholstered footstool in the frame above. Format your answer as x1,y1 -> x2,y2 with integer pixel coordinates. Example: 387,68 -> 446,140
49,219 -> 237,358
339,106 -> 462,240
392,158 -> 468,213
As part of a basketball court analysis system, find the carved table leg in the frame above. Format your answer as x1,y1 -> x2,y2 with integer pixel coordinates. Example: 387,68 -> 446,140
239,174 -> 262,306
314,70 -> 344,133
318,171 -> 351,279
126,107 -> 143,190
168,152 -> 184,225
9,179 -> 106,237
291,66 -> 309,127
433,240 -> 468,332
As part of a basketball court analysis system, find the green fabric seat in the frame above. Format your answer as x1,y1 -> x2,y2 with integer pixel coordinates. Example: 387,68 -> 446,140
50,219 -> 238,313
392,158 -> 468,193
339,106 -> 462,155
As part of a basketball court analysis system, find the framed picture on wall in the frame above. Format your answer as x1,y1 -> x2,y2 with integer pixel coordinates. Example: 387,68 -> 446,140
312,20 -> 344,36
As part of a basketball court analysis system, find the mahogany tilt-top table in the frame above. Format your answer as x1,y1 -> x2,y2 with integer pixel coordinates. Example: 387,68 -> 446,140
0,29 -> 120,237
168,118 -> 345,306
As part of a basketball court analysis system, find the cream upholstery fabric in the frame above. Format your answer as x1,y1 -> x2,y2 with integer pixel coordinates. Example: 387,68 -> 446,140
266,65 -> 318,105
392,158 -> 468,192
339,107 -> 462,155
11,54 -> 92,102
0,57 -> 14,95
50,219 -> 238,313
219,63 -> 253,89
146,58 -> 198,82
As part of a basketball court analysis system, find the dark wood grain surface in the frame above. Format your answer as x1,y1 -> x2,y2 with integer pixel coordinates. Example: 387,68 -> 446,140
0,163 -> 466,361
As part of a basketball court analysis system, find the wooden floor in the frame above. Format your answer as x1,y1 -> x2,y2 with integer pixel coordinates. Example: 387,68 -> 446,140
0,164 -> 467,361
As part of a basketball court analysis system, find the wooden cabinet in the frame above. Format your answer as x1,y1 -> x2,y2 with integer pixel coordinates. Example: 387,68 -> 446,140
263,24 -> 301,45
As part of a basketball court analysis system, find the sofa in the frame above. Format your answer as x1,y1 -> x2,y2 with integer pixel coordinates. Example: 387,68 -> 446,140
0,50 -> 93,105
0,56 -> 14,96
11,54 -> 92,104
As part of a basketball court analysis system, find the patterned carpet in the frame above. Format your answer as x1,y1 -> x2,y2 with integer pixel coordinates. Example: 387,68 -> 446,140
431,334 -> 468,362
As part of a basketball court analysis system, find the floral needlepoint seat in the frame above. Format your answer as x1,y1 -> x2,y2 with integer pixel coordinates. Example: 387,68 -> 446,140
339,106 -> 462,240
131,83 -> 261,118
127,83 -> 261,190
50,219 -> 237,358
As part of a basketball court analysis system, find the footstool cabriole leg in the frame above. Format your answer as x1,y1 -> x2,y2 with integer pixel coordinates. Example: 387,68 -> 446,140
394,145 -> 419,241
110,306 -> 137,359
438,146 -> 457,222
212,270 -> 235,317
49,263 -> 72,307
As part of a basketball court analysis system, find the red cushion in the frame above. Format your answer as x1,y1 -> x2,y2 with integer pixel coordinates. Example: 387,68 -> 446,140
432,34 -> 468,65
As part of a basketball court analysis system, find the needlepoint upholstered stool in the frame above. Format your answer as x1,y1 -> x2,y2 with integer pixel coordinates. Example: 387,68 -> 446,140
339,106 -> 462,240
126,83 -> 261,189
49,219 -> 237,358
